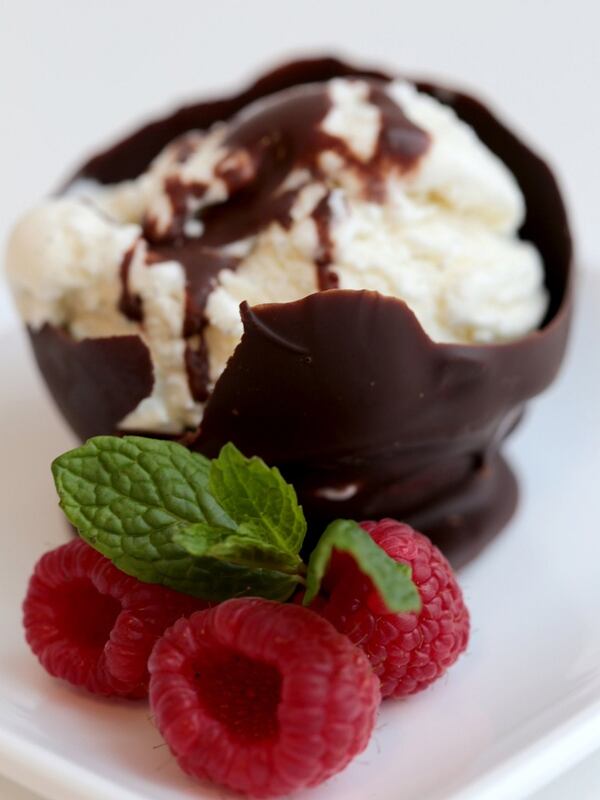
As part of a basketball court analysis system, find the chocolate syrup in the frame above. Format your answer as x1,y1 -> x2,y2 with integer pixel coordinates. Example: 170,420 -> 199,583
311,193 -> 338,290
30,58 -> 573,566
117,245 -> 143,322
146,81 -> 426,333
121,77 -> 430,396
145,242 -> 240,337
184,336 -> 211,403
147,242 -> 240,400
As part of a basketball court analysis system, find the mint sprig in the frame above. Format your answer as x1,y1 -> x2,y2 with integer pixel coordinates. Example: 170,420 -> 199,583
52,436 -> 420,612
303,519 -> 422,613
52,436 -> 300,601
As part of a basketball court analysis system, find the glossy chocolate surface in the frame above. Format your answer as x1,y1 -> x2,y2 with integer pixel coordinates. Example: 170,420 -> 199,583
30,325 -> 153,439
29,57 -> 572,565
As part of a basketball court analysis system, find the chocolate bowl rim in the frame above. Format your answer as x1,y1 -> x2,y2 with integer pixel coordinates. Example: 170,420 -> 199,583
240,283 -> 568,355
68,55 -> 572,363
29,279 -> 570,358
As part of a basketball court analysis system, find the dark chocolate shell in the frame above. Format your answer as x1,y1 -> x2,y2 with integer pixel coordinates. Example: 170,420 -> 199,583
27,58 -> 572,564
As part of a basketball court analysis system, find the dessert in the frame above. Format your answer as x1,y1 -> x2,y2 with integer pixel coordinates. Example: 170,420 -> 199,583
15,55 -> 572,799
6,58 -> 572,564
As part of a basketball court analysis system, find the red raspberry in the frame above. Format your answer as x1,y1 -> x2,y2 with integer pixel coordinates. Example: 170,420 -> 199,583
149,598 -> 379,798
307,520 -> 470,699
23,539 -> 206,698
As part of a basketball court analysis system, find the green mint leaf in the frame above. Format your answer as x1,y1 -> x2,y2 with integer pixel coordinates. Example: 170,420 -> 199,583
174,522 -> 304,574
209,442 -> 307,556
303,519 -> 422,613
164,526 -> 301,601
52,436 -> 302,602
173,523 -> 302,601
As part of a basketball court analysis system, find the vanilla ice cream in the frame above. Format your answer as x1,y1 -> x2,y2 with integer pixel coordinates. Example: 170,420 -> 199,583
5,76 -> 548,434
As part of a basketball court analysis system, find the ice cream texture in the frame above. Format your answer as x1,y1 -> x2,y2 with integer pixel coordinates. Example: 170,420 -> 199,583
6,76 -> 548,434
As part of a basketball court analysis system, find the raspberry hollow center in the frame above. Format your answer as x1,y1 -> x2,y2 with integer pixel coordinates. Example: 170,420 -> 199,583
192,651 -> 282,743
54,579 -> 121,650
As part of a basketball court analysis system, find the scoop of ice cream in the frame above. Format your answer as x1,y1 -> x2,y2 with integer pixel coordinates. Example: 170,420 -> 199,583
5,76 -> 547,434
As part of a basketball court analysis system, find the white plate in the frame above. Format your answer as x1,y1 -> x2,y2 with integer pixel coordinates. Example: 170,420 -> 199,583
0,269 -> 598,800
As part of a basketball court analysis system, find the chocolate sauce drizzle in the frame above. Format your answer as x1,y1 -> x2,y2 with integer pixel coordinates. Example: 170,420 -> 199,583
114,78 -> 429,399
147,242 -> 240,399
163,81 -> 429,249
117,245 -> 143,322
311,193 -> 339,290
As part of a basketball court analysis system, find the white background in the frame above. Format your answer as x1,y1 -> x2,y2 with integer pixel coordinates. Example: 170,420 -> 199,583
0,0 -> 598,797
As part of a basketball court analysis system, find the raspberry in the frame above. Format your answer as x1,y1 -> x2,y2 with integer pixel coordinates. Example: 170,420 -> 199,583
149,598 -> 379,797
307,519 -> 470,699
23,539 -> 206,698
